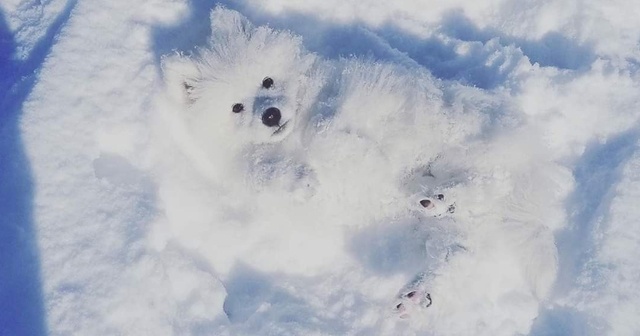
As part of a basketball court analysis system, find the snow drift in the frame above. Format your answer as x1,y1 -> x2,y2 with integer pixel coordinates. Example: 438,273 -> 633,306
3,0 -> 640,335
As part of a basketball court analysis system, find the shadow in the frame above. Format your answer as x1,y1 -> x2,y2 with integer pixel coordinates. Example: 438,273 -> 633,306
377,10 -> 596,89
378,25 -> 524,89
0,10 -> 16,99
1,0 -> 78,104
151,0 -> 218,61
152,3 -> 596,93
347,215 -> 458,278
347,217 -> 428,276
554,129 -> 639,293
529,306 -> 597,336
0,7 -> 47,336
235,11 -> 415,66
150,0 -> 412,66
221,263 -> 349,334
0,1 -> 77,335
627,57 -> 640,75
438,10 -> 596,71
530,128 -> 640,335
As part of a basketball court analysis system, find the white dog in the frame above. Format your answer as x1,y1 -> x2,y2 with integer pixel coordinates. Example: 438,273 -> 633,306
156,8 -> 570,334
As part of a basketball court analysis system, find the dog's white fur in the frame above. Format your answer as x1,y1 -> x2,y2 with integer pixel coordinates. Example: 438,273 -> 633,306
158,7 -> 571,331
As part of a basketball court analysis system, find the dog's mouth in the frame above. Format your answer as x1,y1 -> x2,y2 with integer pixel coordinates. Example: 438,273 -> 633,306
272,120 -> 289,136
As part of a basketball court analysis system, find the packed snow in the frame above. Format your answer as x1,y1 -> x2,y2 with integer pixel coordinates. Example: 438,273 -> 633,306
1,0 -> 640,335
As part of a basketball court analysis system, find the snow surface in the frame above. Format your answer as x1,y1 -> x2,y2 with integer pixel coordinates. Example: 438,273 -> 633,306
1,0 -> 640,335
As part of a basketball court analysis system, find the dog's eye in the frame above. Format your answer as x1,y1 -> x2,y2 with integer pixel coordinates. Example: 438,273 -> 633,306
262,77 -> 274,89
232,103 -> 244,113
436,194 -> 444,201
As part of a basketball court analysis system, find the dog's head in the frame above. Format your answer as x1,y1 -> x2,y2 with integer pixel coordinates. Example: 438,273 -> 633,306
163,7 -> 319,151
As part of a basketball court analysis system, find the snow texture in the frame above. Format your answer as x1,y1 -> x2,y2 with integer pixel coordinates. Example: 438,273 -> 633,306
1,0 -> 640,335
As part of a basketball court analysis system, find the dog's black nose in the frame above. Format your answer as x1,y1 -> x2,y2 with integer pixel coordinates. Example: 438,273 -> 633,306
262,107 -> 281,127
262,77 -> 274,89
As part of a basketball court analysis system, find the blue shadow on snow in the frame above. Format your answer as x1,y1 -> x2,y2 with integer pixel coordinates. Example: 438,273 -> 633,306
0,1 -> 77,334
152,2 -> 595,90
0,9 -> 46,335
220,262 -> 368,334
530,128 -> 640,335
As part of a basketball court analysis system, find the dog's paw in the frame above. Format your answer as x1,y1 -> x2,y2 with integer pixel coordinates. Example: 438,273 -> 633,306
419,193 -> 456,217
392,289 -> 432,319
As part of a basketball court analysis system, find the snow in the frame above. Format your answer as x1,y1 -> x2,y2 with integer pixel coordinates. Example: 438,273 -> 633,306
1,0 -> 640,335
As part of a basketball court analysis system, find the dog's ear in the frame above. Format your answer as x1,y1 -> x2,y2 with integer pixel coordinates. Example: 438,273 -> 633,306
182,80 -> 197,102
162,53 -> 202,104
209,6 -> 253,46
183,82 -> 194,94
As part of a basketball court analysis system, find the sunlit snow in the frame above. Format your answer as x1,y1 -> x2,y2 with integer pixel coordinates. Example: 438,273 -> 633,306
1,0 -> 640,335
